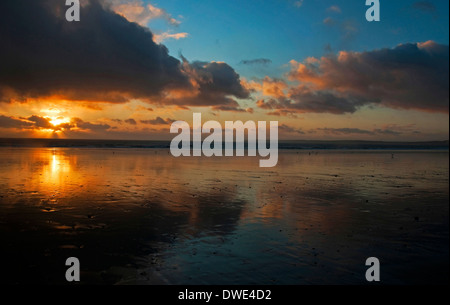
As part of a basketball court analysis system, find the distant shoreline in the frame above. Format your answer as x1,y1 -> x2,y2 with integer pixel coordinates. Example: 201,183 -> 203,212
0,138 -> 448,150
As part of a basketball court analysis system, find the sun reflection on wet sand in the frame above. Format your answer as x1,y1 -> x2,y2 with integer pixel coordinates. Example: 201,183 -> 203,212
49,150 -> 71,181
0,148 -> 448,284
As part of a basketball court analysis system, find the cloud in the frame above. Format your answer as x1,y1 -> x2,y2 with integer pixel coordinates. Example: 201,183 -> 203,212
0,114 -> 63,130
72,118 -> 111,131
239,58 -> 272,66
256,41 -> 449,115
377,124 -> 420,135
108,0 -> 180,26
288,86 -> 366,114
261,77 -> 288,98
278,125 -> 416,138
111,119 -> 124,124
323,17 -> 358,43
140,117 -> 175,125
327,5 -> 341,13
124,118 -> 137,125
317,128 -> 375,135
135,106 -> 154,112
211,105 -> 247,112
0,0 -> 249,112
257,91 -> 366,115
161,57 -> 250,108
0,114 -> 112,132
246,77 -> 287,98
257,98 -> 285,110
0,0 -> 190,104
294,0 -> 304,8
315,127 -> 404,136
0,115 -> 33,129
279,124 -> 305,134
293,41 -> 449,112
373,129 -> 402,136
153,32 -> 189,43
323,17 -> 336,26
26,115 -> 54,129
266,110 -> 299,118
412,1 -> 436,13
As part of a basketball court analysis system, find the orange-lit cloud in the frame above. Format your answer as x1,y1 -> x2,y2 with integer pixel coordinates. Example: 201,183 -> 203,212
261,77 -> 288,98
109,0 -> 180,26
153,32 -> 189,43
255,41 -> 449,115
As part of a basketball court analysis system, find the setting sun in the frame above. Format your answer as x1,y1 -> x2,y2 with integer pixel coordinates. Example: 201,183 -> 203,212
0,0 -> 448,287
49,116 -> 70,127
39,107 -> 71,129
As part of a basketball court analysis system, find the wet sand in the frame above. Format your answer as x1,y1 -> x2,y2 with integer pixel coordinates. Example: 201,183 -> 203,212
0,148 -> 448,284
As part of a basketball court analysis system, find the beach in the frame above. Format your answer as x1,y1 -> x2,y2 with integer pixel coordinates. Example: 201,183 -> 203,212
0,147 -> 448,284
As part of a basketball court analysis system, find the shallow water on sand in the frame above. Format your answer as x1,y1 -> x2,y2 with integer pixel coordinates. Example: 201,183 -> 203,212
0,148 -> 448,284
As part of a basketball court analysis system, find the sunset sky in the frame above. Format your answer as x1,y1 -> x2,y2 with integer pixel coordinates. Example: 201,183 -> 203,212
0,0 -> 448,141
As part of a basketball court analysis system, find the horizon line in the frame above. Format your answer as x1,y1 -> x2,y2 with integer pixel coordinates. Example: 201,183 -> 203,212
0,137 -> 448,144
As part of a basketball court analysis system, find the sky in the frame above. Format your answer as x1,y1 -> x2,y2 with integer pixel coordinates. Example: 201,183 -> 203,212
0,0 -> 448,141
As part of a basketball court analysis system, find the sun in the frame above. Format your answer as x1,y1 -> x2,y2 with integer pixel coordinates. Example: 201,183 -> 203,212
49,116 -> 70,127
40,107 -> 71,128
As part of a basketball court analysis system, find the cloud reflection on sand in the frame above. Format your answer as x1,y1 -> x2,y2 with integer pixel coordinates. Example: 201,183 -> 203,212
0,148 -> 448,284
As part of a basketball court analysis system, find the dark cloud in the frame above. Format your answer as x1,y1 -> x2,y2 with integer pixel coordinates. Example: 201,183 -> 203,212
379,124 -> 417,135
73,118 -> 111,131
257,93 -> 365,115
288,89 -> 367,114
256,98 -> 287,110
0,114 -> 122,133
0,114 -> 61,130
0,115 -> 33,129
258,42 -> 449,115
315,127 -> 405,136
187,60 -> 250,103
160,58 -> 250,108
266,110 -> 298,118
257,100 -> 299,117
317,128 -> 375,135
373,129 -> 402,136
0,0 -> 249,111
279,124 -> 305,134
239,58 -> 272,66
211,105 -> 247,112
140,117 -> 174,125
0,0 -> 190,102
124,118 -> 137,125
26,115 -> 54,129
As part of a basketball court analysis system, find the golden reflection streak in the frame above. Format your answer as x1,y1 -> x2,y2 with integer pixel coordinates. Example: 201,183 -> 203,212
39,149 -> 72,189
